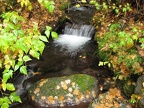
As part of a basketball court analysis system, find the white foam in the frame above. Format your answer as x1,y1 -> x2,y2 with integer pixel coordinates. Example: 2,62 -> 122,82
53,34 -> 91,53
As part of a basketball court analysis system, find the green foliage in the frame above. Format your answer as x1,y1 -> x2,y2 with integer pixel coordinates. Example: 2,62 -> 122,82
90,1 -> 131,16
97,23 -> 136,53
9,92 -> 22,103
38,0 -> 55,13
45,26 -> 58,39
17,0 -> 55,12
0,92 -> 21,108
96,22 -> 143,79
0,11 -> 57,107
89,1 -> 100,10
98,61 -> 111,68
130,94 -> 138,104
0,97 -> 11,108
17,0 -> 32,10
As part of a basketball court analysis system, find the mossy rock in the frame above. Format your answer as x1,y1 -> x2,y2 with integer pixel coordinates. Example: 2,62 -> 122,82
28,74 -> 99,107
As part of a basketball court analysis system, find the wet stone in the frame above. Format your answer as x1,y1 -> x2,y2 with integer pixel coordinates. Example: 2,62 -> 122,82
28,74 -> 99,107
134,75 -> 144,108
89,88 -> 132,108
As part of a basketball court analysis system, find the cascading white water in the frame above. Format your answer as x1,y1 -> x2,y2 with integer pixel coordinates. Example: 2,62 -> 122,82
53,24 -> 95,55
63,24 -> 95,37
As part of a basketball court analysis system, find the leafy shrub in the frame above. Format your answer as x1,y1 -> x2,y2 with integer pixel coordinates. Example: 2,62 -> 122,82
89,1 -> 131,16
0,11 -> 58,108
96,22 -> 143,80
17,0 -> 55,12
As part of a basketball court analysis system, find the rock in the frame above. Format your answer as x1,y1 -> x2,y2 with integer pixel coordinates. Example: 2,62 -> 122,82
28,74 -> 99,107
134,75 -> 144,108
89,88 -> 132,108
135,75 -> 144,94
66,5 -> 96,25
138,97 -> 144,108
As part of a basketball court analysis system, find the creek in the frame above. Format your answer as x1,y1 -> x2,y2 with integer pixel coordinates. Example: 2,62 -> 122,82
10,6 -> 113,108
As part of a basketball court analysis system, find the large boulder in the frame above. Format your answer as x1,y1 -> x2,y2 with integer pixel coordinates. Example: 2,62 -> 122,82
28,74 -> 99,107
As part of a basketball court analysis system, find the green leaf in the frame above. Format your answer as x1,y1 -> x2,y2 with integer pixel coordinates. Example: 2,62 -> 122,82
14,64 -> 20,71
0,39 -> 8,48
35,41 -> 45,54
20,66 -> 27,75
3,97 -> 11,104
48,5 -> 55,13
39,36 -> 48,42
139,38 -> 144,43
132,34 -> 138,40
9,92 -> 22,103
23,55 -> 32,62
51,31 -> 58,39
75,4 -> 81,8
46,26 -> 52,31
4,65 -> 11,70
0,98 -> 4,105
3,73 -> 10,82
14,61 -> 23,71
45,30 -> 50,38
29,49 -> 40,59
82,0 -> 87,3
98,61 -> 104,66
19,43 -> 29,53
3,71 -> 13,83
120,40 -> 126,46
1,103 -> 9,108
28,5 -> 32,11
8,23 -> 15,29
122,7 -> 127,12
141,44 -> 144,49
89,0 -> 96,4
115,8 -> 119,14
17,30 -> 24,36
102,2 -> 108,10
2,82 -> 7,91
43,0 -> 49,7
6,83 -> 15,91
108,63 -> 111,67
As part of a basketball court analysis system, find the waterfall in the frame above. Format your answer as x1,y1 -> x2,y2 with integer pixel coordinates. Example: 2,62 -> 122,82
53,24 -> 95,55
63,24 -> 95,37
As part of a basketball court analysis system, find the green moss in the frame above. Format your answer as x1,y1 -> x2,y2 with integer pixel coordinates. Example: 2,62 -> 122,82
123,80 -> 135,98
70,74 -> 96,93
29,74 -> 96,97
